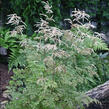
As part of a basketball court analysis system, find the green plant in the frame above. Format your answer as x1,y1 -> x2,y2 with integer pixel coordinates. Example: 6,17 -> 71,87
2,0 -> 109,33
0,28 -> 23,67
4,2 -> 109,109
0,14 -> 27,69
9,0 -> 62,35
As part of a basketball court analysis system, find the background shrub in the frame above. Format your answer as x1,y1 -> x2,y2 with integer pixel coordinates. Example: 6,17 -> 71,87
1,0 -> 109,33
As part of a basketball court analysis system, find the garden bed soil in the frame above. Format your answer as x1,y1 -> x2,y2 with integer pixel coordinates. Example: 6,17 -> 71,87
0,64 -> 13,102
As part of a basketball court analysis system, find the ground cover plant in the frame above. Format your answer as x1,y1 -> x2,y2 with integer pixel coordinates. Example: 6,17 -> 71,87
1,1 -> 109,109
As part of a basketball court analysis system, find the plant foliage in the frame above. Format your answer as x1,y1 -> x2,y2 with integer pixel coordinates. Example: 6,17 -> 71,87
2,1 -> 109,109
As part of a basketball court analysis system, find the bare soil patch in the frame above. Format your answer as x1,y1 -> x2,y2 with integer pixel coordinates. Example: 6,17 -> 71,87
0,64 -> 13,102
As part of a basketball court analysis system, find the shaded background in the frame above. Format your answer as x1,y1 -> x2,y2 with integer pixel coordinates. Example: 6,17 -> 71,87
0,0 -> 109,34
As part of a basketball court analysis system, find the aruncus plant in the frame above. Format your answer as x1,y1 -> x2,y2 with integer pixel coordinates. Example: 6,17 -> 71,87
4,1 -> 108,109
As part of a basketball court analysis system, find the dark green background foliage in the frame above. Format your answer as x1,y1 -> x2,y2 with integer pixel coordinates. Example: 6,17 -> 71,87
60,0 -> 109,32
9,0 -> 62,35
1,0 -> 109,33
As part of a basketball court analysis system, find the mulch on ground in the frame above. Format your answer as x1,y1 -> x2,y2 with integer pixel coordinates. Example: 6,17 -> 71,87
0,64 -> 13,102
